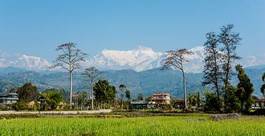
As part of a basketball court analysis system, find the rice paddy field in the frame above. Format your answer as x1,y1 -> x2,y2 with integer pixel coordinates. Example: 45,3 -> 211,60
0,115 -> 265,136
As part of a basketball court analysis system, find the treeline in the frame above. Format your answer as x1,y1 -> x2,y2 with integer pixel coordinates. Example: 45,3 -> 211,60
162,24 -> 265,113
6,80 -> 131,111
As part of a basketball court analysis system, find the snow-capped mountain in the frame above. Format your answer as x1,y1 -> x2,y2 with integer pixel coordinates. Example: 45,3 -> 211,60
0,46 -> 265,72
0,53 -> 51,71
89,46 -> 206,72
15,55 -> 51,70
91,46 -> 163,71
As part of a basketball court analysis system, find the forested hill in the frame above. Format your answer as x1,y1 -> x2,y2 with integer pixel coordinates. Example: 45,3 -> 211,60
0,66 -> 264,98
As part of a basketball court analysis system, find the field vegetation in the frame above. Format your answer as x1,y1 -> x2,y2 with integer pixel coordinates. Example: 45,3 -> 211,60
0,115 -> 264,136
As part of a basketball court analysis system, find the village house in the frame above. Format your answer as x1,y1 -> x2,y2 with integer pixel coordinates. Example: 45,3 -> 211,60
252,96 -> 265,109
0,92 -> 19,105
149,93 -> 171,105
129,92 -> 172,110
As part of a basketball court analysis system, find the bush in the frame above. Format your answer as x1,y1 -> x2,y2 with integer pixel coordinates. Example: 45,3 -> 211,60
204,92 -> 222,113
224,85 -> 241,113
13,101 -> 28,111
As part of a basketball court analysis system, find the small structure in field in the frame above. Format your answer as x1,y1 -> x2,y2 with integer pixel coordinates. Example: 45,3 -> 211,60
129,101 -> 148,109
150,93 -> 171,105
0,92 -> 19,105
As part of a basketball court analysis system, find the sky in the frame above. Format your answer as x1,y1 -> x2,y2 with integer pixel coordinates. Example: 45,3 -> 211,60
0,0 -> 265,61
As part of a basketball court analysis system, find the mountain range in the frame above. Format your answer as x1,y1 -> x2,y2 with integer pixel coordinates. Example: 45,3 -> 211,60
0,46 -> 265,98
1,46 -> 265,73
0,65 -> 264,98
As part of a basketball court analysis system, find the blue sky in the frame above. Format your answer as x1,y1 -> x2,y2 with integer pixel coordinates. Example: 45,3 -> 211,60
0,0 -> 264,60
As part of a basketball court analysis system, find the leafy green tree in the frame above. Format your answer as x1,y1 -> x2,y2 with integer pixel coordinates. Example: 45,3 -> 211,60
236,65 -> 254,112
188,92 -> 201,108
93,80 -> 116,106
224,85 -> 241,113
125,89 -> 131,101
41,89 -> 64,110
261,73 -> 265,97
14,83 -> 38,110
204,92 -> 222,112
17,83 -> 38,102
137,93 -> 144,101
202,32 -> 223,110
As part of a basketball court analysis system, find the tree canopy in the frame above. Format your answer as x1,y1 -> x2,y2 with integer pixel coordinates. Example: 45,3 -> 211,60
93,80 -> 116,104
16,83 -> 38,102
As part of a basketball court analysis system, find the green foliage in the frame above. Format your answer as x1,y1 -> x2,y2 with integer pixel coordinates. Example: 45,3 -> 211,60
236,65 -> 254,112
16,83 -> 38,102
188,92 -> 201,107
261,73 -> 265,96
204,92 -> 222,112
119,84 -> 126,100
13,101 -> 28,111
93,80 -> 116,104
41,88 -> 64,110
74,91 -> 88,109
224,85 -> 241,113
2,116 -> 265,136
14,83 -> 38,110
137,93 -> 144,101
125,89 -> 131,100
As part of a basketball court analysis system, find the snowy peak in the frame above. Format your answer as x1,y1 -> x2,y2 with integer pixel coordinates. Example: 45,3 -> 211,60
0,46 -> 265,73
0,52 -> 51,71
16,55 -> 51,70
93,46 -> 163,71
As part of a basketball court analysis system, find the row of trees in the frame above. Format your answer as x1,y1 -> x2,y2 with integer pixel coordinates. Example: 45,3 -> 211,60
14,83 -> 64,110
162,24 -> 258,113
12,80 -> 131,110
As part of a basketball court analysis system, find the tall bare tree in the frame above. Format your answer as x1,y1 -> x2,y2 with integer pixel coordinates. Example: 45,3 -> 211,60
53,43 -> 86,105
162,49 -> 193,109
203,32 -> 223,106
82,67 -> 101,110
218,24 -> 241,90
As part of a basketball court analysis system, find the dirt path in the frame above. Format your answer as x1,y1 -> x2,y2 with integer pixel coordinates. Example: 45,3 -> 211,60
0,109 -> 112,115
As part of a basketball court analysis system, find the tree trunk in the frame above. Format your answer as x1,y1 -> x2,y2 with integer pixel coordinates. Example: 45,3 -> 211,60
70,71 -> 73,106
91,85 -> 94,110
182,71 -> 188,109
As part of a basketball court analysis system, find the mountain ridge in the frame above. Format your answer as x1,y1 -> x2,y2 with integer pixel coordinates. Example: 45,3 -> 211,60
0,65 -> 264,98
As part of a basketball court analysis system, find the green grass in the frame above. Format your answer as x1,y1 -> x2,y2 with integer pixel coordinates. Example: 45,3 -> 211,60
0,115 -> 265,136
